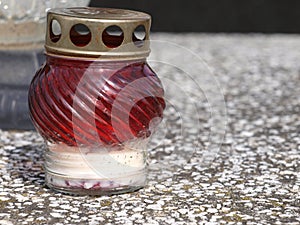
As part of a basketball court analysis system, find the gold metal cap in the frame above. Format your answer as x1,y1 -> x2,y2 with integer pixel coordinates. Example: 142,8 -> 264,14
45,7 -> 151,60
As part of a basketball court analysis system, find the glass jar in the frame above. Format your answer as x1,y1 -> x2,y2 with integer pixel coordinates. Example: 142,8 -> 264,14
28,7 -> 165,195
0,0 -> 90,45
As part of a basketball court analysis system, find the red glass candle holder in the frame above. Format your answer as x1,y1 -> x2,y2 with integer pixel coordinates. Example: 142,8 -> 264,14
28,7 -> 165,195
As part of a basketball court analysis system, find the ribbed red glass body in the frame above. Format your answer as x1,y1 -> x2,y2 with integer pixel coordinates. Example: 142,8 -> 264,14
29,56 -> 165,148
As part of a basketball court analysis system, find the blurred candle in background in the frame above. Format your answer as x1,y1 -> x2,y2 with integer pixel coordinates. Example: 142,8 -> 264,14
0,0 -> 90,130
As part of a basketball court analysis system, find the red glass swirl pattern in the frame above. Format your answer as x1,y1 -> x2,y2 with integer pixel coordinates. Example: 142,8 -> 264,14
29,57 -> 165,147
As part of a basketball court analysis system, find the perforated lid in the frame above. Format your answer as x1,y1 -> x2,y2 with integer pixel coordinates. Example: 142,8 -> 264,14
45,7 -> 151,60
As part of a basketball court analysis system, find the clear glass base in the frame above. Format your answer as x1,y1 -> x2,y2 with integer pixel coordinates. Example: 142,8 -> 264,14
45,173 -> 144,196
44,143 -> 147,196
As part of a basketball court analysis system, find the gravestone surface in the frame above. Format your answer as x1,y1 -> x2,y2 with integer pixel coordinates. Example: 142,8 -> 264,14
0,34 -> 299,224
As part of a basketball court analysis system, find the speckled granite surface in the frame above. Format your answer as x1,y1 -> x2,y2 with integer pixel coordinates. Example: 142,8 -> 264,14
1,34 -> 300,224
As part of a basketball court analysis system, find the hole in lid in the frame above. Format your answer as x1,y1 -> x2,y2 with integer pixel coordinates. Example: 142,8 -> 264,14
133,25 -> 146,47
50,19 -> 61,43
102,25 -> 124,48
70,24 -> 91,47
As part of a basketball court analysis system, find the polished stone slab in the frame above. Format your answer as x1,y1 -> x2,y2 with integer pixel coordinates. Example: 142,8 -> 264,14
0,34 -> 299,225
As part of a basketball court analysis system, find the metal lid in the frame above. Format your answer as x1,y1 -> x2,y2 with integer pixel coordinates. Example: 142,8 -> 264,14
45,7 -> 151,60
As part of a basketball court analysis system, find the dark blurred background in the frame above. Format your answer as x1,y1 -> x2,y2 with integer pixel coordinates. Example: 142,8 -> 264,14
90,0 -> 300,33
